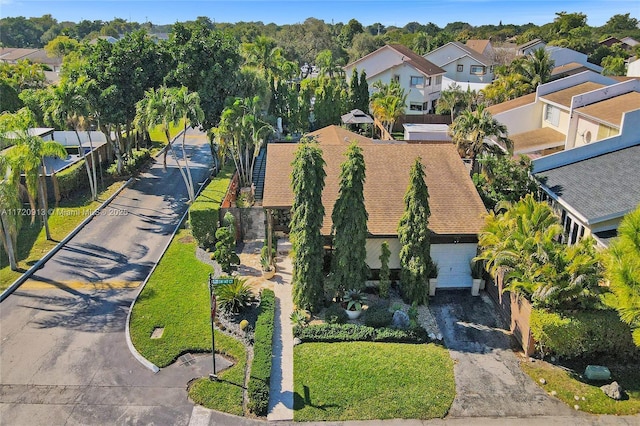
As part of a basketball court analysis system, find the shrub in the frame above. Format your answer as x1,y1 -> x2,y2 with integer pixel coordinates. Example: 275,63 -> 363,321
107,149 -> 151,177
56,160 -> 88,199
290,309 -> 309,328
364,305 -> 392,328
248,290 -> 275,416
530,308 -> 640,360
190,164 -> 235,248
379,241 -> 391,298
216,277 -> 253,314
294,323 -> 428,344
324,303 -> 348,324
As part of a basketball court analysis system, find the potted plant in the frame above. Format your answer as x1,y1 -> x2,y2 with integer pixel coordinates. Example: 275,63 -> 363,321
470,259 -> 484,296
260,250 -> 275,279
428,261 -> 439,297
343,289 -> 367,319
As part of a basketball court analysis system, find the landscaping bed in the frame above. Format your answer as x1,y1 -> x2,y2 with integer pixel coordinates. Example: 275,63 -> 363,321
293,341 -> 454,421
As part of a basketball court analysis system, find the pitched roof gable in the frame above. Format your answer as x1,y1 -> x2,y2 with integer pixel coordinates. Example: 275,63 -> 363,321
575,91 -> 640,127
540,82 -> 605,108
263,139 -> 486,236
425,41 -> 494,66
465,39 -> 491,55
386,44 -> 445,76
306,125 -> 374,145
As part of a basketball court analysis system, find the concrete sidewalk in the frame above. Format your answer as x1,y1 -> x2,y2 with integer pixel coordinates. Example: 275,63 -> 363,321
267,244 -> 295,421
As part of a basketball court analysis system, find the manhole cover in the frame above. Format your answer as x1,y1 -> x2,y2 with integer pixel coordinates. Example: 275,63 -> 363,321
178,353 -> 196,366
151,327 -> 164,339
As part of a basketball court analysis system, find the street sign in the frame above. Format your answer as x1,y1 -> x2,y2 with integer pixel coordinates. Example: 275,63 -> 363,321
210,278 -> 234,285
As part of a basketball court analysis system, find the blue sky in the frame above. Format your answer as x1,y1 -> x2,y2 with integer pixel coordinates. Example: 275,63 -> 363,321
1,0 -> 638,27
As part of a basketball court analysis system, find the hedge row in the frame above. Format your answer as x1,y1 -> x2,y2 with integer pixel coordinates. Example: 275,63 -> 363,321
530,308 -> 640,360
190,163 -> 235,249
56,160 -> 88,199
294,323 -> 429,344
248,289 -> 275,416
107,148 -> 151,177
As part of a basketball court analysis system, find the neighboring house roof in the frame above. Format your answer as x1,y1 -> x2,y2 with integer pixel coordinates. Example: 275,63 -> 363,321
599,36 -> 622,46
0,48 -> 37,61
344,44 -> 445,78
534,144 -> 640,224
540,82 -> 605,108
263,139 -> 486,236
486,93 -> 537,115
517,39 -> 544,51
621,37 -> 639,47
510,127 -> 565,153
574,91 -> 640,128
306,125 -> 374,145
465,39 -> 491,55
387,44 -> 445,76
425,41 -> 494,67
551,62 -> 590,77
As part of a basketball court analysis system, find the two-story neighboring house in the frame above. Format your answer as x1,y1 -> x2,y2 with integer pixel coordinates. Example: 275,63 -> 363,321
423,41 -> 496,91
343,44 -> 446,115
486,71 -> 639,156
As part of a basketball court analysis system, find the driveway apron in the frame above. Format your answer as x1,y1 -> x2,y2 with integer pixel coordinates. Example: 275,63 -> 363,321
430,290 -> 577,418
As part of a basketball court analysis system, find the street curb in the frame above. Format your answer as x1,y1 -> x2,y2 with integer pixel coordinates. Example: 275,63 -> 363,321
0,176 -> 134,303
125,156 -> 212,373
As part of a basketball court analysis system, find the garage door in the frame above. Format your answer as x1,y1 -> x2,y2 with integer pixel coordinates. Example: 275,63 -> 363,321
430,243 -> 477,288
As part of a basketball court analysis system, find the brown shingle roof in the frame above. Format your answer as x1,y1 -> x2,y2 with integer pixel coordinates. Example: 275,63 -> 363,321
306,125 -> 374,145
263,140 -> 486,236
575,92 -> 640,127
465,39 -> 491,55
388,44 -> 446,76
551,62 -> 588,76
511,127 -> 566,153
486,93 -> 537,115
540,82 -> 605,108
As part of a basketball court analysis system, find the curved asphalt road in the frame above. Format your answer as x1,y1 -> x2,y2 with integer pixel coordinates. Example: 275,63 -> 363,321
0,129 -> 217,425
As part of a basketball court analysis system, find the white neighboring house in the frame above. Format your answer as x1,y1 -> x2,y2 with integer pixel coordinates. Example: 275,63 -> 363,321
403,123 -> 451,141
423,41 -> 496,88
628,57 -> 640,77
545,46 -> 603,79
344,44 -> 446,115
517,39 -> 547,56
487,71 -> 640,158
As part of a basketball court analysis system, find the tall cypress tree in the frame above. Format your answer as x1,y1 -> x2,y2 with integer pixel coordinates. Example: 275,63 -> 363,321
331,142 -> 368,296
290,142 -> 326,312
398,157 -> 434,304
349,68 -> 360,111
358,70 -> 370,113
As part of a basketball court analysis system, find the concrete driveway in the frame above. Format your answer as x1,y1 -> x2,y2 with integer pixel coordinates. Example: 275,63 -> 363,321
0,129 -> 217,425
430,290 -> 578,418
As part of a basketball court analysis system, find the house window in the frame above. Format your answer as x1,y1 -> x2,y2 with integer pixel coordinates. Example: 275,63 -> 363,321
410,76 -> 424,87
544,104 -> 560,127
422,101 -> 430,111
457,64 -> 464,72
489,65 -> 494,73
392,74 -> 400,83
409,102 -> 423,111
470,65 -> 486,75
425,76 -> 431,86
435,75 -> 442,85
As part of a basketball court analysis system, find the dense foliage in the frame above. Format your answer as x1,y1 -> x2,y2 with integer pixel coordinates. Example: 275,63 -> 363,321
248,289 -> 275,416
602,204 -> 640,347
293,323 -> 429,344
530,308 -> 640,360
290,142 -> 326,312
398,158 -> 434,305
212,212 -> 240,275
473,154 -> 538,211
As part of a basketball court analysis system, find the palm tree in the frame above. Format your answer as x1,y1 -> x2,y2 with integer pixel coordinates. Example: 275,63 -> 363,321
3,109 -> 67,240
242,35 -> 287,82
0,156 -> 21,270
518,48 -> 554,90
315,49 -> 345,79
436,83 -> 466,122
449,104 -> 512,174
43,76 -> 98,200
370,80 -> 407,138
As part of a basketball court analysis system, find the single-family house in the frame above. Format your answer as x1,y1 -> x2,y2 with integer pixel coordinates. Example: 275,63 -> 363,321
343,44 -> 446,115
517,39 -> 546,56
545,46 -> 603,77
465,39 -> 495,59
0,47 -> 63,73
628,57 -> 640,77
486,71 -> 640,156
423,41 -> 496,90
599,36 -> 639,51
262,126 -> 487,291
533,115 -> 640,248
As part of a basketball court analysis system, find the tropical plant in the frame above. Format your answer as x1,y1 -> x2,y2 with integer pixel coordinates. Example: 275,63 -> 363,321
602,204 -> 640,346
216,277 -> 254,314
450,104 -> 513,174
343,289 -> 367,311
370,80 -> 407,138
472,153 -> 537,211
260,251 -> 274,272
435,83 -> 467,121
330,142 -> 368,295
290,142 -> 326,312
290,309 -> 310,328
0,157 -> 21,270
211,212 -> 240,274
379,241 -> 391,299
398,157 -> 434,305
324,303 -> 348,324
516,48 -> 555,90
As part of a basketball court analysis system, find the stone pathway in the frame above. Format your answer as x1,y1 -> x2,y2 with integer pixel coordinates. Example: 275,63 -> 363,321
267,240 -> 295,421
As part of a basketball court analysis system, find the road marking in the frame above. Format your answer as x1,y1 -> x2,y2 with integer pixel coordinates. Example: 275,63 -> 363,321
20,280 -> 141,290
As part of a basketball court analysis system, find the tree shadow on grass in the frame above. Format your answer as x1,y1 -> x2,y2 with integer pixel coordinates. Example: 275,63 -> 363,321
294,385 -> 340,412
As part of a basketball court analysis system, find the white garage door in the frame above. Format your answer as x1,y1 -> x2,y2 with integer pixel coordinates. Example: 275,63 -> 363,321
430,243 -> 477,288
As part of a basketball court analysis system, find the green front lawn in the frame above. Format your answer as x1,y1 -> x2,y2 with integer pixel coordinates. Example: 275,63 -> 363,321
294,342 -> 454,421
129,227 -> 246,414
522,359 -> 640,415
0,181 -> 124,288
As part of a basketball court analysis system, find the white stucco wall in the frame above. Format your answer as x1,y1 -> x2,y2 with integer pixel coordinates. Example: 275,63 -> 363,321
572,117 -> 601,148
366,238 -> 401,270
425,44 -> 494,84
494,102 -> 543,135
628,58 -> 640,77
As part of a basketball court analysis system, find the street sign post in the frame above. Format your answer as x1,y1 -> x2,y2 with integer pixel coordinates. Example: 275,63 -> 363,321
208,274 -> 234,381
